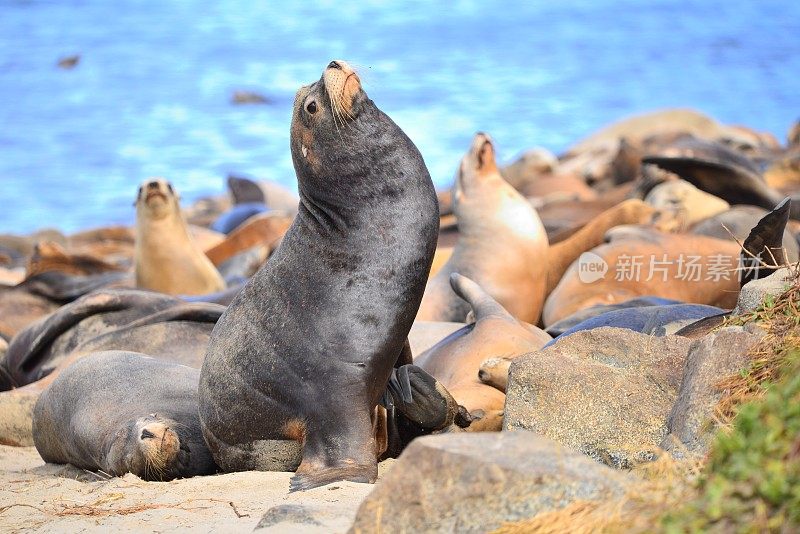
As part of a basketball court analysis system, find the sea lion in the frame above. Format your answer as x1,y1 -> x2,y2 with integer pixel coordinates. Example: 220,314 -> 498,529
644,179 -> 730,228
417,133 -> 548,323
545,199 -> 660,295
198,60 -> 440,491
691,205 -> 799,262
227,175 -> 299,215
135,178 -> 226,296
543,227 -> 744,327
566,109 -> 722,154
210,203 -> 269,234
415,274 -> 551,432
407,320 -> 465,356
204,212 -> 293,267
33,351 -> 216,480
538,197 -> 635,243
2,288 -> 223,389
642,137 -> 790,215
499,146 -> 558,192
675,200 -> 794,338
545,296 -> 682,337
545,303 -> 724,346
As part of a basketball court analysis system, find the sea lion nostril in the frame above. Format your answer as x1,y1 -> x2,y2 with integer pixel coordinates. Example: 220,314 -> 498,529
147,181 -> 160,190
140,428 -> 156,440
327,61 -> 342,70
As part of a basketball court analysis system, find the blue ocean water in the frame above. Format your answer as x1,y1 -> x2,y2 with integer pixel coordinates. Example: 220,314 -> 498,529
0,0 -> 798,234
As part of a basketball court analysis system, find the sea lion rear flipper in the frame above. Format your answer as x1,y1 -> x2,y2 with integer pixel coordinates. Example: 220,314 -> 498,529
449,273 -> 513,321
226,175 -> 265,205
739,197 -> 791,287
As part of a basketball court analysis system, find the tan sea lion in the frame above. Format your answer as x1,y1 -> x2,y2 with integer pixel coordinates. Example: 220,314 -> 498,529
543,227 -> 743,327
26,241 -> 123,278
567,108 -> 722,154
644,179 -> 730,228
546,199 -> 660,295
204,212 -> 293,267
538,196 -> 634,243
478,357 -> 512,393
135,178 -> 226,295
417,133 -> 549,323
416,274 -> 551,431
499,146 -> 558,192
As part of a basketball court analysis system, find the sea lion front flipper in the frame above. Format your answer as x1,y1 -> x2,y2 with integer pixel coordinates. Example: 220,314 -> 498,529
739,197 -> 791,287
389,365 -> 463,432
290,409 -> 377,492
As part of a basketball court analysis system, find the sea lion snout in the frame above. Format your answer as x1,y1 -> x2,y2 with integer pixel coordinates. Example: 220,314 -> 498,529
322,59 -> 361,119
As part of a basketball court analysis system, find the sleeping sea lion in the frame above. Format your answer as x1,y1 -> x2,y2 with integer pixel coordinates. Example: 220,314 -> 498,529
33,351 -> 216,480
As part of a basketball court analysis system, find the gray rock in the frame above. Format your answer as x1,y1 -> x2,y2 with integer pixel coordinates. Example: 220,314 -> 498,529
662,327 -> 762,456
348,432 -> 630,534
734,267 -> 794,315
504,327 -> 693,468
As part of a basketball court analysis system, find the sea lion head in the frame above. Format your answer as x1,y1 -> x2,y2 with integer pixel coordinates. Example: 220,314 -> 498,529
289,60 -> 376,183
135,178 -> 179,221
453,133 -> 503,211
113,413 -> 188,481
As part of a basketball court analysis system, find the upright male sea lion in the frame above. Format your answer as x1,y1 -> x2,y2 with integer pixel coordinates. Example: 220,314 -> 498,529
135,178 -> 226,296
198,60 -> 440,491
417,133 -> 548,324
33,351 -> 216,480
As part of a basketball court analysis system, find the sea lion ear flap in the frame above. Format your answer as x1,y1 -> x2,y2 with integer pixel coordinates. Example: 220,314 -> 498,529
449,273 -> 513,322
739,197 -> 791,288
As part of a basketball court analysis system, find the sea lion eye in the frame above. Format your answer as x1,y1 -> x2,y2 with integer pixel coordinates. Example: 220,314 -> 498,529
306,100 -> 318,114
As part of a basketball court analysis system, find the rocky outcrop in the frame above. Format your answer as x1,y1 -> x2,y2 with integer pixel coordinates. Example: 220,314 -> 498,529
734,267 -> 794,315
662,327 -> 762,456
504,327 -> 693,468
349,432 -> 630,534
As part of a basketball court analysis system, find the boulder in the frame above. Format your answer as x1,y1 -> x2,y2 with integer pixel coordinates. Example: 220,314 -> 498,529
349,432 -> 630,534
662,327 -> 762,456
734,267 -> 794,315
504,327 -> 692,468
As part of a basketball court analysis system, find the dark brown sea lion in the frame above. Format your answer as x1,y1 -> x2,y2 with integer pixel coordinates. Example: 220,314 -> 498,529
1,288 -> 223,389
33,351 -> 216,480
691,205 -> 799,262
642,137 -> 789,214
198,60 -> 440,491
